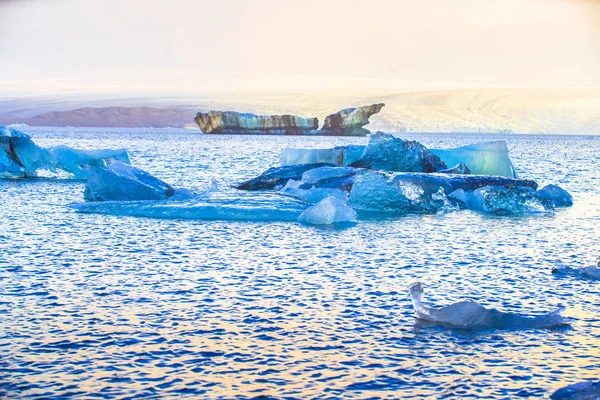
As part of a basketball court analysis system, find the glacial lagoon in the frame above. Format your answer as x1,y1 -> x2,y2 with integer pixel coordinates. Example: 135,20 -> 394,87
1,126 -> 600,398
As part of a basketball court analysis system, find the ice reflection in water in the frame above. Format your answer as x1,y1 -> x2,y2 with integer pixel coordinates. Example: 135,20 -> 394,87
1,128 -> 599,399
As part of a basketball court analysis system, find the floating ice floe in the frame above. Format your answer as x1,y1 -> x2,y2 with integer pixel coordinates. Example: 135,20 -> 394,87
70,191 -> 311,222
550,380 -> 600,400
0,126 -> 130,179
409,282 -> 569,330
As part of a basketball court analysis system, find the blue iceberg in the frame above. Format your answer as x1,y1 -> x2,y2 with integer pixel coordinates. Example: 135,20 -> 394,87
0,126 -> 130,179
410,282 -> 569,330
278,137 -> 518,178
431,141 -> 517,178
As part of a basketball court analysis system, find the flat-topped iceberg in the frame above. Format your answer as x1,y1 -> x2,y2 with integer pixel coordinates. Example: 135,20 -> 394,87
0,126 -> 131,179
431,141 -> 517,178
449,186 -> 555,214
195,111 -> 319,135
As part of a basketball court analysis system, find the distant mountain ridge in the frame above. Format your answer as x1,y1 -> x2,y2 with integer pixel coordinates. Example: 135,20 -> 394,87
0,106 -> 199,128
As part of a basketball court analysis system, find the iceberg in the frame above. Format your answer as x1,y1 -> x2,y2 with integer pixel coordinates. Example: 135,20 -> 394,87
278,138 -> 518,179
350,132 -> 447,172
280,181 -> 348,204
297,196 -> 357,225
279,145 -> 365,166
431,141 -> 517,178
0,126 -> 131,179
550,380 -> 600,400
82,159 -> 176,201
410,282 -> 569,330
70,191 -> 309,222
449,186 -> 554,214
537,184 -> 573,207
194,111 -> 319,135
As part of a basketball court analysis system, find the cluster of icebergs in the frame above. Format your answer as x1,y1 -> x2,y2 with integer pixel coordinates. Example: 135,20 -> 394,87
2,126 -> 574,227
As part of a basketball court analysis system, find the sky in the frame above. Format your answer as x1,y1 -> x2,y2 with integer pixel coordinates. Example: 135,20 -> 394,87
0,0 -> 599,96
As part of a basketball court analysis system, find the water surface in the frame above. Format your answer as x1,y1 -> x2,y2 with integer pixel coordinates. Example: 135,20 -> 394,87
1,128 -> 599,398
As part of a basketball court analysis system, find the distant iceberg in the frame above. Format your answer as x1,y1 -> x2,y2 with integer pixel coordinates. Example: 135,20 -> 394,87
0,126 -> 130,179
409,282 -> 568,330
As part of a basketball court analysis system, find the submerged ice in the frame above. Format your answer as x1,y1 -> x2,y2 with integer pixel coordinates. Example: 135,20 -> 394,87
409,282 -> 568,330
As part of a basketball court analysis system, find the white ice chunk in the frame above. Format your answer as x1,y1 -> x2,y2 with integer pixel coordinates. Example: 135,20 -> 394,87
297,196 -> 357,225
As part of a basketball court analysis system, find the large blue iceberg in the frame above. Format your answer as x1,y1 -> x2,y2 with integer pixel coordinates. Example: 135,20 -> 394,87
278,134 -> 517,177
410,282 -> 568,330
0,126 -> 130,179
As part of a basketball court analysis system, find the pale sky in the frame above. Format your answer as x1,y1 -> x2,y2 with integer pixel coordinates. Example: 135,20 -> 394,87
0,0 -> 599,95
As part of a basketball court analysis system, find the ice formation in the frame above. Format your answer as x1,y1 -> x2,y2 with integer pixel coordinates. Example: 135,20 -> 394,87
194,111 -> 319,135
0,126 -> 131,179
83,159 -> 176,201
278,138 -> 518,179
350,132 -> 447,172
279,145 -> 365,166
550,380 -> 600,400
409,282 -> 569,330
70,191 -> 310,222
431,141 -> 517,178
297,196 -> 357,225
319,103 -> 385,136
537,184 -> 573,207
449,186 -> 555,214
